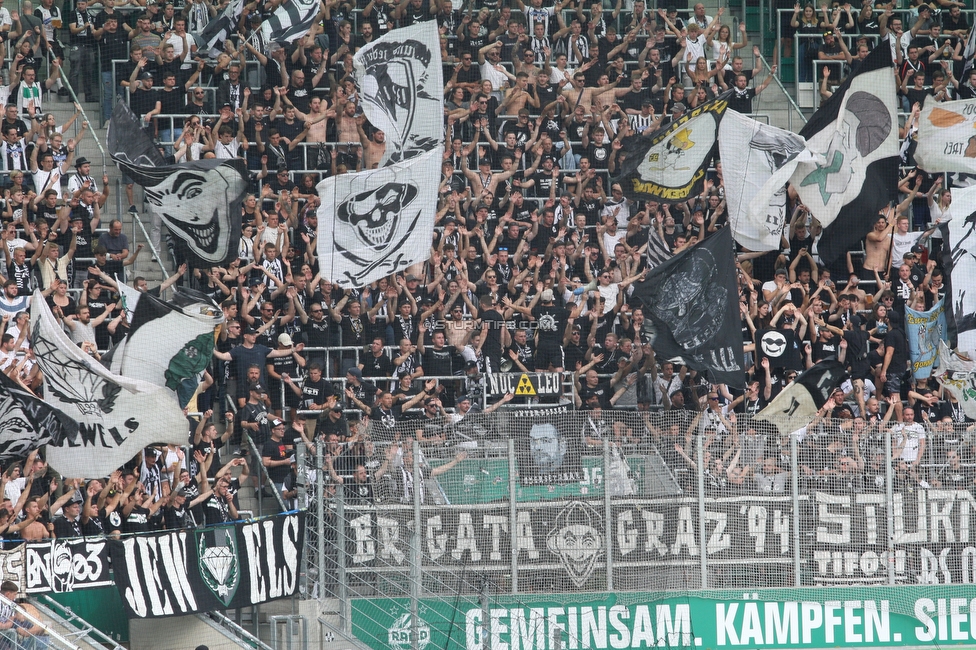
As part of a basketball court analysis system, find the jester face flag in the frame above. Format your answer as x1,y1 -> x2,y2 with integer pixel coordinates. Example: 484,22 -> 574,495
107,100 -> 246,268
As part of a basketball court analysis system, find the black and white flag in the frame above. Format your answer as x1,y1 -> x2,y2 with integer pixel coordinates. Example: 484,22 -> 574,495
316,22 -> 443,288
261,0 -> 319,45
783,44 -> 899,266
631,227 -> 744,387
30,290 -> 188,478
719,110 -> 811,251
111,289 -> 223,408
108,100 -> 246,268
754,360 -> 847,434
613,93 -> 730,204
193,0 -> 243,58
644,226 -> 673,270
111,512 -> 305,618
353,21 -> 444,165
755,328 -> 804,370
939,183 -> 976,352
0,371 -> 77,463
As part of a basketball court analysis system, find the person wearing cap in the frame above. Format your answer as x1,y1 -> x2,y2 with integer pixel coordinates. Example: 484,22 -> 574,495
266,332 -> 305,417
261,416 -> 294,502
52,491 -> 85,538
318,403 -> 351,440
343,365 -> 378,413
127,62 -> 162,128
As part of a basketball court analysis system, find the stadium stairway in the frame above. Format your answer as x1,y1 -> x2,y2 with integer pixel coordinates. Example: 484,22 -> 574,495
42,88 -> 169,289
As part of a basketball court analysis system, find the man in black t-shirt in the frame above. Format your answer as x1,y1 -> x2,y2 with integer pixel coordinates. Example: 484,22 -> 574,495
881,311 -> 910,415
240,383 -> 272,446
52,494 -> 84,538
725,68 -> 775,113
128,71 -> 160,127
478,294 -> 505,373
531,289 -> 570,372
203,478 -> 239,525
262,418 -> 294,503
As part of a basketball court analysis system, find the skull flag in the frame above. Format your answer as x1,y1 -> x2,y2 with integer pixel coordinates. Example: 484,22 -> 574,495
317,22 -> 443,288
107,100 -> 246,268
317,149 -> 439,288
630,227 -> 744,387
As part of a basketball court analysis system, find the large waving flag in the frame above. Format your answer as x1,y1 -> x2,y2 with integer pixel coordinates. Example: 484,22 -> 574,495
630,227 -> 744,387
108,100 -> 246,268
613,93 -> 730,204
316,22 -> 443,288
754,360 -> 846,435
719,110 -> 809,251
916,97 -> 976,173
114,289 -> 224,408
0,372 -> 78,463
194,0 -> 244,58
785,44 -> 900,265
939,183 -> 976,352
261,0 -> 320,45
30,291 -> 187,478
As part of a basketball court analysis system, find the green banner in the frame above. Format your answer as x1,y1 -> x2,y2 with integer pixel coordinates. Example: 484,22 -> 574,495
353,586 -> 976,649
430,456 -> 645,504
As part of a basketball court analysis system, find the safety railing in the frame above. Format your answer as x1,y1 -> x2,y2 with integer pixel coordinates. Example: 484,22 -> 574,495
34,595 -> 126,650
0,592 -> 81,650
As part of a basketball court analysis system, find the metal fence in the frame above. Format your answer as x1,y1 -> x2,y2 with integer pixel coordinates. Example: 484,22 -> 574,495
299,409 -> 976,646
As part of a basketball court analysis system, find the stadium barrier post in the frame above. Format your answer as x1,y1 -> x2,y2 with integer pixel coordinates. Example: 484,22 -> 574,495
791,432 -> 801,586
410,439 -> 422,650
885,429 -> 896,585
697,433 -> 707,588
508,438 -> 519,594
604,438 -> 613,591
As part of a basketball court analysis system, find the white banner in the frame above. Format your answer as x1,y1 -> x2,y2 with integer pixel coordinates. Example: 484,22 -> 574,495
317,148 -> 440,288
30,291 -> 188,478
352,21 -> 444,165
719,110 -> 809,251
317,22 -> 443,288
788,65 -> 898,229
916,97 -> 976,173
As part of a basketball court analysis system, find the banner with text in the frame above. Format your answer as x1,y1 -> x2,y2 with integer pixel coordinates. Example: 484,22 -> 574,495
110,512 -> 304,618
0,538 -> 112,595
353,584 -> 976,650
339,489 -> 976,588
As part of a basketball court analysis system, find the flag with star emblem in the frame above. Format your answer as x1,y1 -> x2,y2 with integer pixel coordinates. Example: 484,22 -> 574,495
774,44 -> 899,265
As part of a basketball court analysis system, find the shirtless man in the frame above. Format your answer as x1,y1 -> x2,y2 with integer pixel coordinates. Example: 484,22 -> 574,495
499,72 -> 538,116
862,212 -> 894,279
19,498 -> 49,541
356,114 -> 386,169
335,101 -> 359,143
561,71 -> 599,110
444,304 -> 477,348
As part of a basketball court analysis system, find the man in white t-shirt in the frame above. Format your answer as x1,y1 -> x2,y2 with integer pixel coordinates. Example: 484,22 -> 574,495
893,406 -> 926,465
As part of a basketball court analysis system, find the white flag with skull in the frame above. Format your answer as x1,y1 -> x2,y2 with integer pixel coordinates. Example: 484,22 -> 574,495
317,21 -> 443,288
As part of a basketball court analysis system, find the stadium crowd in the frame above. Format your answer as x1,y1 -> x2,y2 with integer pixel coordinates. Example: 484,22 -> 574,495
0,0 -> 966,534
